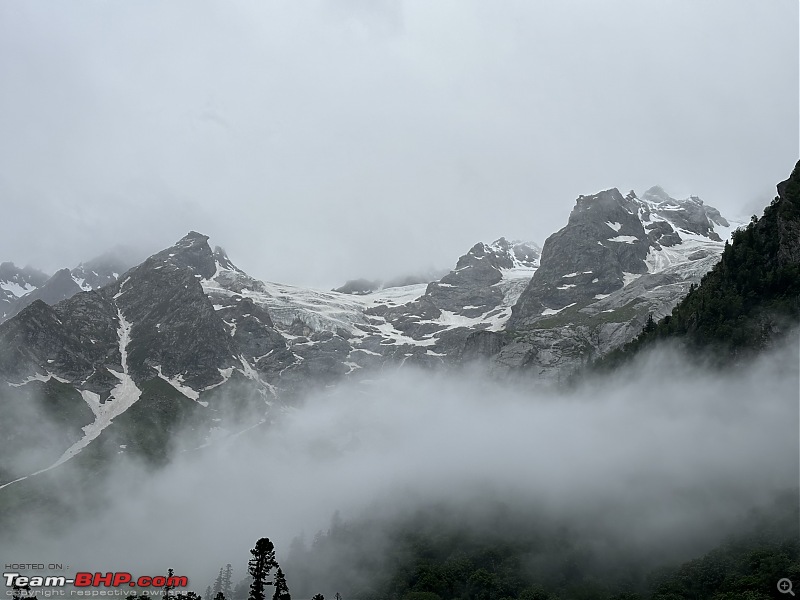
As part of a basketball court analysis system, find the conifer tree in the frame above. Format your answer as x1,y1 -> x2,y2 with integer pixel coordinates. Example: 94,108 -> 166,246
271,569 -> 290,600
222,564 -> 233,600
213,568 -> 224,597
248,538 -> 278,600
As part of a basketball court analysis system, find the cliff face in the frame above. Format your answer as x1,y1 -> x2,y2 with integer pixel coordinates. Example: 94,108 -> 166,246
467,186 -> 738,381
596,160 -> 800,369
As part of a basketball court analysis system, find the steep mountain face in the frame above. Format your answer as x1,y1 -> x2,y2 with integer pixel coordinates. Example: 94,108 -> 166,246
509,188 -> 732,328
510,189 -> 651,323
598,160 -> 800,367
0,232 -> 289,483
474,187 -> 738,380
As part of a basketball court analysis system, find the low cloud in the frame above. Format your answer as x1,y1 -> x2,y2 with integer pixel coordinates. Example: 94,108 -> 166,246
2,336 -> 797,591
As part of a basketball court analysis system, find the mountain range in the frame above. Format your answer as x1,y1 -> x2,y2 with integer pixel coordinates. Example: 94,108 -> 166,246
0,184 -> 742,487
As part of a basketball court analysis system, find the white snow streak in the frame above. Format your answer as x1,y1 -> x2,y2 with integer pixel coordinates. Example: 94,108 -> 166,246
154,365 -> 207,406
9,309 -> 142,485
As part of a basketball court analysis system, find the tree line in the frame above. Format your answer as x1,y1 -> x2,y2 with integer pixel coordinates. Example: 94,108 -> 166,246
124,537 -> 335,600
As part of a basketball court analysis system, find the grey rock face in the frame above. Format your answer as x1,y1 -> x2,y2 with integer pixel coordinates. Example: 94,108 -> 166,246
641,186 -> 729,240
415,238 -> 540,318
496,186 -> 736,381
509,187 -> 732,331
0,294 -> 120,390
0,232 -> 297,482
509,189 -> 649,329
110,262 -> 240,390
147,231 -> 218,278
646,221 -> 682,247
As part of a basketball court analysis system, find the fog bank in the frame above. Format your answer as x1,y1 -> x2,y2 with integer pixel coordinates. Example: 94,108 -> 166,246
2,339 -> 798,590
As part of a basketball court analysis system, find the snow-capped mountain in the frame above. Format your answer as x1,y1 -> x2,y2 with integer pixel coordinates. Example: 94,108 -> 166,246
0,185 -> 738,486
477,187 -> 741,380
0,262 -> 49,320
202,237 -> 541,375
0,248 -> 135,323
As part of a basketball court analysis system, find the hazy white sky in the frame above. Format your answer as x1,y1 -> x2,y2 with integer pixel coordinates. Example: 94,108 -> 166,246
0,1 -> 797,287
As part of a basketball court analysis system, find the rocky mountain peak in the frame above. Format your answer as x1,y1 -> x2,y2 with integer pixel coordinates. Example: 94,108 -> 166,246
641,185 -> 672,204
637,186 -> 730,241
456,238 -> 541,273
572,188 -> 639,218
145,231 -> 217,279
508,184 -> 736,331
213,246 -> 242,273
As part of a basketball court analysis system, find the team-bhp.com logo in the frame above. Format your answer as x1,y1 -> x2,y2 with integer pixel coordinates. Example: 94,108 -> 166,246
4,573 -> 189,589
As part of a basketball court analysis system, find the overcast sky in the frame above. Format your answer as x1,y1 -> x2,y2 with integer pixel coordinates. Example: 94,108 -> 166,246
0,1 -> 797,288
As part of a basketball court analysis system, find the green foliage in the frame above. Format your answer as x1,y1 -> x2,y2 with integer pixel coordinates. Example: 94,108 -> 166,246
649,533 -> 799,600
282,497 -> 797,600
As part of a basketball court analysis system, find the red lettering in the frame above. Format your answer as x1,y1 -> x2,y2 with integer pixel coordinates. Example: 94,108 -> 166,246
93,573 -> 114,587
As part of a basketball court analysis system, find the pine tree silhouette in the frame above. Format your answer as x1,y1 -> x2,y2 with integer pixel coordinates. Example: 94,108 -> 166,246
248,538 -> 278,600
213,568 -> 224,598
222,564 -> 233,600
271,569 -> 290,600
